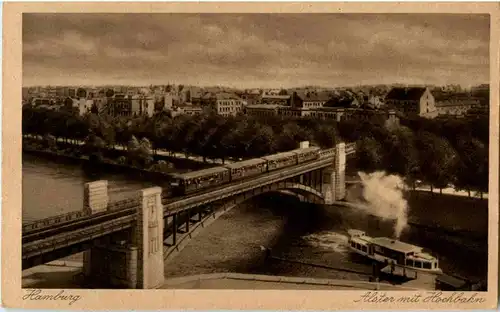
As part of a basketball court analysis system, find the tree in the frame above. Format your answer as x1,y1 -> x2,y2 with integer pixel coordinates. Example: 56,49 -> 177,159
76,88 -> 87,98
356,137 -> 384,172
313,124 -> 338,149
247,124 -> 276,157
83,133 -> 106,162
382,128 -> 419,180
43,134 -> 57,151
455,137 -> 488,197
105,89 -> 115,98
415,131 -> 459,193
90,104 -> 99,114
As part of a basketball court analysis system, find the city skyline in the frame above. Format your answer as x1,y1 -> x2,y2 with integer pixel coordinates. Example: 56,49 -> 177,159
23,13 -> 490,88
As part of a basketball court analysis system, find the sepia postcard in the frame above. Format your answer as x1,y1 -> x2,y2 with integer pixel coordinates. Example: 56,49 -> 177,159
2,1 -> 499,310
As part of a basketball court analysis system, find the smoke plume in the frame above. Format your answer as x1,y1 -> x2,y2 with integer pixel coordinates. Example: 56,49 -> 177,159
354,171 -> 409,239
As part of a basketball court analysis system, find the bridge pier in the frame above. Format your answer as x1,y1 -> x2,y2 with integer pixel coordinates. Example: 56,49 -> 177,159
322,142 -> 346,204
83,187 -> 164,289
82,242 -> 138,288
135,187 -> 164,289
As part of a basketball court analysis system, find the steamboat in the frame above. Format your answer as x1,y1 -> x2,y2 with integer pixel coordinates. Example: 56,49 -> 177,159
347,229 -> 442,274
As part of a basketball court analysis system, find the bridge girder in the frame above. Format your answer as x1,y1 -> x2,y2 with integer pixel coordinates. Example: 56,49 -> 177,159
163,179 -> 325,263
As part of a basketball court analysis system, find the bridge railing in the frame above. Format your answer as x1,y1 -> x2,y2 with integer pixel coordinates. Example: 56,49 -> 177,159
22,197 -> 140,234
23,213 -> 136,258
22,210 -> 91,233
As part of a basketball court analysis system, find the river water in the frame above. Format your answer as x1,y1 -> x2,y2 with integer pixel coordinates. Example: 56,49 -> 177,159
22,154 -> 488,286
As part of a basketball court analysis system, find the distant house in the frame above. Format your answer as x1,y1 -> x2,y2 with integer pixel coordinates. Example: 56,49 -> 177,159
245,104 -> 279,117
108,94 -> 133,117
76,98 -> 94,116
163,94 -> 174,110
131,95 -> 155,117
260,95 -> 291,106
240,92 -> 260,106
294,91 -> 331,109
385,87 -> 437,118
435,95 -> 480,117
171,104 -> 203,117
215,93 -> 244,117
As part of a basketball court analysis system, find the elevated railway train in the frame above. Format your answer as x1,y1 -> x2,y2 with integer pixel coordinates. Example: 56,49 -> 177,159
169,145 -> 338,196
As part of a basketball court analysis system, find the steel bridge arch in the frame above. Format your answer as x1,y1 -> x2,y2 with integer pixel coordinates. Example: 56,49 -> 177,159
163,181 -> 324,263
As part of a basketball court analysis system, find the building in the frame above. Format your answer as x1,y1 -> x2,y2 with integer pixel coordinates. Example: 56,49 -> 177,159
78,99 -> 94,116
435,95 -> 480,117
215,93 -> 244,117
294,91 -> 331,109
68,88 -> 77,98
108,94 -> 132,117
239,92 -> 261,106
260,95 -> 291,106
385,87 -> 437,118
245,104 -> 399,127
244,104 -> 279,117
131,95 -> 155,117
171,104 -> 203,117
92,97 -> 108,114
163,94 -> 174,110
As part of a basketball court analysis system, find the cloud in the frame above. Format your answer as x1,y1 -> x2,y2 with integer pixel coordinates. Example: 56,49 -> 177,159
22,13 -> 490,88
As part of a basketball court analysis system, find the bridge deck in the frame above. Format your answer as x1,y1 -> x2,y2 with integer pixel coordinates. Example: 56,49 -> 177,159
22,153 -> 344,267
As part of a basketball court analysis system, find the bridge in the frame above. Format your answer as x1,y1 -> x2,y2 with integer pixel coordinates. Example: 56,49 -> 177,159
22,142 -> 356,289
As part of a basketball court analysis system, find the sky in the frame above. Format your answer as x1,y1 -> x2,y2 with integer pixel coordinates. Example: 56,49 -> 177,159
22,13 -> 490,89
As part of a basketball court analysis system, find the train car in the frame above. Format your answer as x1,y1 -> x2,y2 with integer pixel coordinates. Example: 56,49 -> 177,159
224,158 -> 267,182
318,147 -> 336,159
169,166 -> 231,196
291,146 -> 321,164
262,151 -> 299,172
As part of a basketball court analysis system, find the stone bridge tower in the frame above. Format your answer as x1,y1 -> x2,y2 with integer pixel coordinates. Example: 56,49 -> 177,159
83,184 -> 164,289
322,142 -> 346,204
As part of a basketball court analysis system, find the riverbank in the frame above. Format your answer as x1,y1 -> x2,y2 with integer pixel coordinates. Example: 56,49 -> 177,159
23,134 -> 233,166
23,262 -> 419,290
161,273 -> 421,290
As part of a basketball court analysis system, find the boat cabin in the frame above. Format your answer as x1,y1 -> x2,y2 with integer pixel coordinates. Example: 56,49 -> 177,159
370,237 -> 439,270
348,230 -> 372,255
347,230 -> 441,273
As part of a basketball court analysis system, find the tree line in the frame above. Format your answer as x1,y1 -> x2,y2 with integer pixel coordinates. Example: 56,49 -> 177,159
22,106 -> 489,196
353,114 -> 489,197
22,107 -> 340,163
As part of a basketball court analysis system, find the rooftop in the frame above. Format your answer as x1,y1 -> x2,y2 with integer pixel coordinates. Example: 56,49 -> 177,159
370,237 -> 422,254
176,166 -> 228,180
261,150 -> 298,161
296,91 -> 332,102
224,158 -> 266,169
261,95 -> 290,99
215,92 -> 241,101
385,87 -> 428,101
